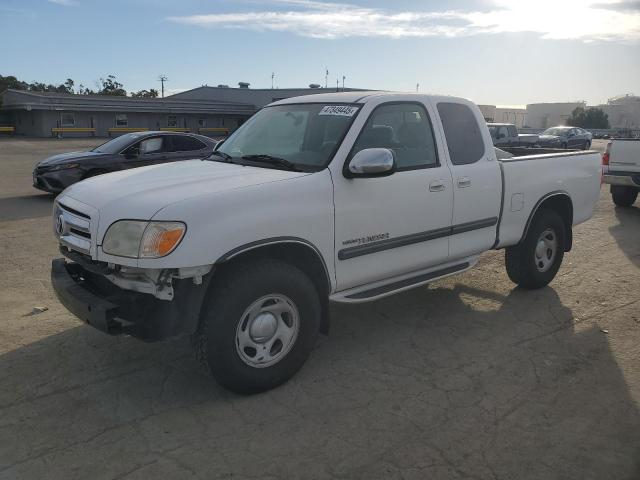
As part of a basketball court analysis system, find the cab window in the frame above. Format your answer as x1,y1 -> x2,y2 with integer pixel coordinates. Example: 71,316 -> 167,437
351,103 -> 438,170
437,102 -> 485,165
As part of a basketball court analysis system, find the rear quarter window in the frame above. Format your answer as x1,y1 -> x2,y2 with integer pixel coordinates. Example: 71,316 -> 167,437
437,102 -> 485,165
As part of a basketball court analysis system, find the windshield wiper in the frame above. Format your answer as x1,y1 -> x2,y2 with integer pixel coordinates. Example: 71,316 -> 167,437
241,155 -> 302,172
206,151 -> 233,162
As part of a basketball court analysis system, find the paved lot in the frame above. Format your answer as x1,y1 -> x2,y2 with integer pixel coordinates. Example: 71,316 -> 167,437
0,138 -> 639,479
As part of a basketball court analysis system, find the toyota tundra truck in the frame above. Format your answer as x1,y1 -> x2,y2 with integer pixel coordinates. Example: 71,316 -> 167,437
602,139 -> 640,207
51,92 -> 602,394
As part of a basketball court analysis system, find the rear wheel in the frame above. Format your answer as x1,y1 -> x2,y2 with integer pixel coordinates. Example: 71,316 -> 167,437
192,259 -> 321,394
584,140 -> 591,150
505,209 -> 566,289
611,186 -> 638,207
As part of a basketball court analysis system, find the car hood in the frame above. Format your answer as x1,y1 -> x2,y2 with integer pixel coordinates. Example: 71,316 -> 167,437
60,159 -> 310,220
37,150 -> 110,167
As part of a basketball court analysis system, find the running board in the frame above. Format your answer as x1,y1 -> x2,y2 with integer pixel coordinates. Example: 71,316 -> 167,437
330,261 -> 473,304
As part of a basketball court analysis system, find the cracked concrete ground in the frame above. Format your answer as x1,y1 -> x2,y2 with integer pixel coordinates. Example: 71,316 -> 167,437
0,138 -> 639,479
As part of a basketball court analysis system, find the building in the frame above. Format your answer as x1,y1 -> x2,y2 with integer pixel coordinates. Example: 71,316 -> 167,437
0,83 -> 368,137
598,94 -> 640,130
524,102 -> 586,129
478,105 -> 527,128
168,84 -> 368,109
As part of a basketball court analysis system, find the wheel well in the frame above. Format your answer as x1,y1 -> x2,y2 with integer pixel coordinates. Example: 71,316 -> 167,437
216,242 -> 332,334
525,194 -> 573,252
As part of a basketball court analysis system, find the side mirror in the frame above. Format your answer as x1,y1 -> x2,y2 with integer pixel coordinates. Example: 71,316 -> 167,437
347,148 -> 395,177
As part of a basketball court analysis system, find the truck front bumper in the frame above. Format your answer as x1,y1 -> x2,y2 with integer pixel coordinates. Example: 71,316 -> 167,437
603,171 -> 640,188
51,258 -> 210,341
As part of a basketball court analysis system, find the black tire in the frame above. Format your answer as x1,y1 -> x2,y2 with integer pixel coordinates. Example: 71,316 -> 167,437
505,209 -> 566,289
611,186 -> 638,207
584,141 -> 591,150
192,259 -> 321,394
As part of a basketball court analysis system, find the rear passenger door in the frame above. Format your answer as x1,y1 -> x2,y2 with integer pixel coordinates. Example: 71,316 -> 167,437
165,135 -> 210,162
434,101 -> 502,260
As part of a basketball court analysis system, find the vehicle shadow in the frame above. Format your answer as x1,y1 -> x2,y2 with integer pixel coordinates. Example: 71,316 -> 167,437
0,193 -> 54,222
609,205 -> 640,268
0,283 -> 638,479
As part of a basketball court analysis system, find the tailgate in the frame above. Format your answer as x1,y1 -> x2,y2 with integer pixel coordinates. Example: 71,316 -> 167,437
610,140 -> 640,173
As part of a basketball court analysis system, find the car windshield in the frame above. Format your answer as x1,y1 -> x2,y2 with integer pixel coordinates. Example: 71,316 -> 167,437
542,127 -> 569,136
92,133 -> 146,154
215,103 -> 360,171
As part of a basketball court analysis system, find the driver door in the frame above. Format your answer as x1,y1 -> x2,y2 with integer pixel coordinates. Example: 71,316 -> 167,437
332,101 -> 454,291
123,135 -> 169,169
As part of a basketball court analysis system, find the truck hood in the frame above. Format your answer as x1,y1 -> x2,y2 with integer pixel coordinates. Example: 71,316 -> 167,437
60,159 -> 309,219
38,150 -> 109,167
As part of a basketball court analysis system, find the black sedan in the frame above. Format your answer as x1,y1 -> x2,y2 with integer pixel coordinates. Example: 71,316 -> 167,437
33,131 -> 218,194
537,126 -> 593,150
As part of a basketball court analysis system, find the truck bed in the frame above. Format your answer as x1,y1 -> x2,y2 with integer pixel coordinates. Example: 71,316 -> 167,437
495,150 -> 602,248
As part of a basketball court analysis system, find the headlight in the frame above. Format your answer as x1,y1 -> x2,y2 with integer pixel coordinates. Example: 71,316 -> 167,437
102,220 -> 186,258
51,163 -> 80,171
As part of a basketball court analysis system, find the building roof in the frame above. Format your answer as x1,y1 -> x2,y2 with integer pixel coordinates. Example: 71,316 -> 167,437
0,89 -> 257,115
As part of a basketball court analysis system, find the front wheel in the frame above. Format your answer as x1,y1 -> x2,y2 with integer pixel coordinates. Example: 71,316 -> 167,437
192,259 -> 321,394
505,209 -> 566,289
611,186 -> 638,207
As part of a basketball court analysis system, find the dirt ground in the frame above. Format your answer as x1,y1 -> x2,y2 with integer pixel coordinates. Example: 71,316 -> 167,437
0,138 -> 638,480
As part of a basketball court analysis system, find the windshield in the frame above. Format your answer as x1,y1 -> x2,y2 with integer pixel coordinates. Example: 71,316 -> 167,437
216,103 -> 360,171
542,127 -> 569,136
92,133 -> 146,154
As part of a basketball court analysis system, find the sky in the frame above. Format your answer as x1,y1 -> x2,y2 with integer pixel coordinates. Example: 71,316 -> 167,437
1,0 -> 639,106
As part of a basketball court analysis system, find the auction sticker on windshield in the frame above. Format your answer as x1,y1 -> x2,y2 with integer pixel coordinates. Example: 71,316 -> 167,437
319,105 -> 359,117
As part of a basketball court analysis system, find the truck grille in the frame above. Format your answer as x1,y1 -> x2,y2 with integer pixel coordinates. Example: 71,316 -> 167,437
54,202 -> 92,255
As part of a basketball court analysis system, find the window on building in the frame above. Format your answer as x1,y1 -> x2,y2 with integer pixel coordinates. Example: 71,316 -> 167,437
198,118 -> 206,128
61,113 -> 75,127
437,102 -> 485,165
167,115 -> 178,127
115,114 -> 128,127
351,103 -> 438,170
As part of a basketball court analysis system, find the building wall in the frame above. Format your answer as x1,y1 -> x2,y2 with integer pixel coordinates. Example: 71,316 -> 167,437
11,110 -> 247,137
525,102 -> 586,129
478,105 -> 526,128
597,95 -> 640,129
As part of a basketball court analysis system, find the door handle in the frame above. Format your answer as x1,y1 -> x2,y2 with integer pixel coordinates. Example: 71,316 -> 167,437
457,177 -> 471,188
429,180 -> 446,192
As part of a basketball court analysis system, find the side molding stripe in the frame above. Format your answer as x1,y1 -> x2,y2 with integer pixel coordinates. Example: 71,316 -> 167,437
338,217 -> 498,261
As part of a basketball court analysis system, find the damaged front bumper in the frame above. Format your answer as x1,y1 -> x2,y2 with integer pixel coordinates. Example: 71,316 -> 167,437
51,258 -> 212,341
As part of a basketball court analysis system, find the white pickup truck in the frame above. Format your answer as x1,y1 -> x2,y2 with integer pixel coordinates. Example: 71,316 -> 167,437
603,139 -> 640,207
51,92 -> 601,393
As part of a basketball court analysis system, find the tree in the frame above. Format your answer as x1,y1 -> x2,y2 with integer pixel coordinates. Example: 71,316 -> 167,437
567,107 -> 610,129
97,75 -> 126,96
130,88 -> 159,98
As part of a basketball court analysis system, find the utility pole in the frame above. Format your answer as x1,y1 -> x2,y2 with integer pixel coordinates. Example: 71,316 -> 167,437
416,83 -> 420,93
325,67 -> 329,88
158,75 -> 168,98
336,77 -> 339,92
342,75 -> 346,91
271,72 -> 275,89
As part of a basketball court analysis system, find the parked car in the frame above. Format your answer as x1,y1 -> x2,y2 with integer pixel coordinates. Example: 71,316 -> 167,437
538,126 -> 592,150
33,131 -> 217,194
50,92 -> 601,394
602,139 -> 640,206
487,123 -> 538,147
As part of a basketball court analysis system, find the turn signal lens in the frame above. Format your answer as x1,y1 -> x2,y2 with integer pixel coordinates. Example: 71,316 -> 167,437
139,222 -> 186,258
